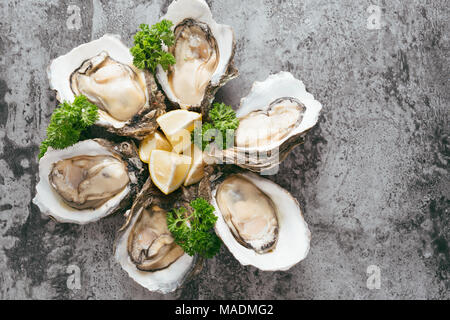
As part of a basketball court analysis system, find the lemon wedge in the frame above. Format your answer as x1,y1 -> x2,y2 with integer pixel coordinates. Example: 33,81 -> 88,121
156,110 -> 201,154
149,150 -> 192,195
184,144 -> 205,186
139,131 -> 172,163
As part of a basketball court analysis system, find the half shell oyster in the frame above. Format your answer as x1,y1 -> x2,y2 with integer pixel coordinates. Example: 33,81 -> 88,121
211,171 -> 310,271
115,176 -> 211,293
33,139 -> 145,224
48,34 -> 165,139
156,0 -> 238,114
210,72 -> 322,172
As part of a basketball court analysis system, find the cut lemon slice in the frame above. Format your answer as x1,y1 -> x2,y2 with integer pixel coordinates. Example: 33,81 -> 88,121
139,131 -> 172,163
184,144 -> 205,186
149,150 -> 192,195
156,110 -> 201,154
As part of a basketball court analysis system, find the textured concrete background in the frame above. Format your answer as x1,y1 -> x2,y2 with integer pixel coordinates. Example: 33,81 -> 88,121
0,0 -> 448,299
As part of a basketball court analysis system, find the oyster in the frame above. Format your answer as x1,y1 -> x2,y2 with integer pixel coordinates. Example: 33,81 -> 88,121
115,177 -> 210,293
235,97 -> 305,148
49,155 -> 129,210
127,205 -> 184,271
210,72 -> 322,172
156,0 -> 238,113
48,34 -> 165,139
33,139 -> 145,224
71,51 -> 147,122
211,171 -> 310,271
215,175 -> 278,253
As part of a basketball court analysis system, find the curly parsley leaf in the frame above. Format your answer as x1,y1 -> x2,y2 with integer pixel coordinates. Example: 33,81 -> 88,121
191,122 -> 215,152
167,198 -> 221,258
131,20 -> 176,73
192,103 -> 239,151
209,102 -> 239,124
38,95 -> 99,159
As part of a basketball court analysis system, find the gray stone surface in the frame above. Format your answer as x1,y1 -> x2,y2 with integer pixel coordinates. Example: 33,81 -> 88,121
0,0 -> 448,299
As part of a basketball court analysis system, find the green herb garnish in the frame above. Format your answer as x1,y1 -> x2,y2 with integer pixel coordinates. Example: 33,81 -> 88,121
192,102 -> 239,151
38,95 -> 99,159
167,198 -> 222,258
130,20 -> 176,73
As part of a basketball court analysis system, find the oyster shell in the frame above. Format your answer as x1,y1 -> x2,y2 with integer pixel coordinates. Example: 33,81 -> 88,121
209,72 -> 322,173
211,170 -> 310,271
33,139 -> 145,224
115,176 -> 211,293
156,0 -> 238,114
48,34 -> 165,139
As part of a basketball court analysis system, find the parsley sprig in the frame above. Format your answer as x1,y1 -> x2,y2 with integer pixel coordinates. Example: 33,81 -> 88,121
192,103 -> 239,151
130,20 -> 176,73
167,198 -> 222,258
38,95 -> 99,159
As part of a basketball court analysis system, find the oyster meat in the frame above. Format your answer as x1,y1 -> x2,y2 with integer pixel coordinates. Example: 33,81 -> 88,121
48,34 -> 165,139
49,155 -> 130,210
211,72 -> 322,172
235,97 -> 305,148
33,139 -> 144,224
168,19 -> 220,107
71,51 -> 147,122
215,175 -> 278,253
156,0 -> 237,113
212,172 -> 310,271
127,205 -> 184,271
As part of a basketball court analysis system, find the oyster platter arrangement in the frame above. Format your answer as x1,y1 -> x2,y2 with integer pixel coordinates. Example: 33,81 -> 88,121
33,0 -> 322,294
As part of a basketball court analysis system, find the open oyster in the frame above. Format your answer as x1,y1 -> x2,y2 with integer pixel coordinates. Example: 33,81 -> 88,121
48,34 -> 165,139
211,171 -> 310,271
210,72 -> 322,172
33,139 -> 145,224
126,205 -> 184,271
156,0 -> 238,113
115,176 -> 210,293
